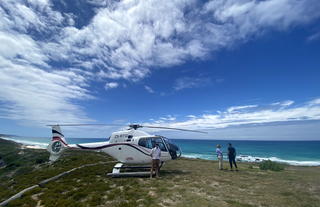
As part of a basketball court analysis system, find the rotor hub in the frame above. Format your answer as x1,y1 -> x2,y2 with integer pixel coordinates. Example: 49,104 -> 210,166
129,124 -> 142,130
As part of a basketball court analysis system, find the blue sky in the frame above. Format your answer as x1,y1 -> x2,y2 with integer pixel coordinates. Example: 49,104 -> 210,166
0,0 -> 320,140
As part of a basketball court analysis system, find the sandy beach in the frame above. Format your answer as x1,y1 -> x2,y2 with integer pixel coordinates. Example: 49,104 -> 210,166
1,138 -> 320,207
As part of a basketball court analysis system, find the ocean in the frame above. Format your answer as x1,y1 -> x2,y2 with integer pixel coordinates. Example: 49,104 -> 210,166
1,136 -> 320,166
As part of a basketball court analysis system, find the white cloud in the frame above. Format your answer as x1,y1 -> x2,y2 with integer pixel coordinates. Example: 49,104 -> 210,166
0,0 -> 320,128
174,76 -> 211,91
104,82 -> 119,90
0,60 -> 93,126
271,100 -> 294,107
227,105 -> 258,113
204,0 -> 320,37
1,0 -> 320,81
308,98 -> 320,105
0,1 -> 95,127
186,115 -> 197,119
144,98 -> 320,131
144,85 -> 154,93
44,0 -> 320,82
160,115 -> 176,121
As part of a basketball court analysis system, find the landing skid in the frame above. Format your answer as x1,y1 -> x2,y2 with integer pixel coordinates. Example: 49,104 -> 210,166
107,162 -> 163,177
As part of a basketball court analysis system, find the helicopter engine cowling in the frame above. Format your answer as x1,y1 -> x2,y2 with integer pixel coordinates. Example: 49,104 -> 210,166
109,129 -> 149,143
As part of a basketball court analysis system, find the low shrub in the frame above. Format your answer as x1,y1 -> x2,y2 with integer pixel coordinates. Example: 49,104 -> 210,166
35,158 -> 46,164
259,160 -> 284,171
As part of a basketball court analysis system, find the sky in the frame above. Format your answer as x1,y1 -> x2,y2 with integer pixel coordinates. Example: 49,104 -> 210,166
0,0 -> 320,140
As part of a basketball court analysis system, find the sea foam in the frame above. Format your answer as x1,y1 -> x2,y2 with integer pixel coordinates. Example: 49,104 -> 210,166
182,153 -> 320,166
236,155 -> 320,166
0,137 -> 48,149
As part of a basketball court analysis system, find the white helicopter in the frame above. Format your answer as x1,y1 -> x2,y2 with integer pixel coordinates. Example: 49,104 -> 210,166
47,124 -> 205,177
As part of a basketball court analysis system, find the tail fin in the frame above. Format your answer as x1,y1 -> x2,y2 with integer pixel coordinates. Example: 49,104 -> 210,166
47,125 -> 68,162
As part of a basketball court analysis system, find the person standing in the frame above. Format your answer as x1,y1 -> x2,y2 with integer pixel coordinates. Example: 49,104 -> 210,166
150,143 -> 161,178
228,143 -> 238,171
216,144 -> 223,170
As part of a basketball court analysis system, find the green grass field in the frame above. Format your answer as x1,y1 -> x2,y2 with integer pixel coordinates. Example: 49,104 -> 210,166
1,138 -> 319,207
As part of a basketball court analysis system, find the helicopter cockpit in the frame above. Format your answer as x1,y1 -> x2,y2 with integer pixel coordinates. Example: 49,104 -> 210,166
138,136 -> 181,160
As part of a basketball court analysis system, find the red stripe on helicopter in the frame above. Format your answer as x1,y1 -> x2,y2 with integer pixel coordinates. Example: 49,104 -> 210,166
76,143 -> 151,156
52,136 -> 69,146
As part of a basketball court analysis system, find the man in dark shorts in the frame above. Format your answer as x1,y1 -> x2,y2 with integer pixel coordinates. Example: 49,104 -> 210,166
228,143 -> 238,171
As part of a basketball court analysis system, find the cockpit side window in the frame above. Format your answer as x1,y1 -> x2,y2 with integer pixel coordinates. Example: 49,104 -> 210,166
138,137 -> 168,151
138,138 -> 153,149
138,138 -> 146,148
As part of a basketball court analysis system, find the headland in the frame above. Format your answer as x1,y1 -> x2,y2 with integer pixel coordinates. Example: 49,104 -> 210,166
0,138 -> 319,207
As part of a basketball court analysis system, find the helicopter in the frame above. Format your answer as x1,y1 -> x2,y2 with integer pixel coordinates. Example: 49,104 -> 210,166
47,124 -> 206,177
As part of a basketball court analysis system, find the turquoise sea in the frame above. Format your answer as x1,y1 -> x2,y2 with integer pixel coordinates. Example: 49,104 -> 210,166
2,136 -> 320,166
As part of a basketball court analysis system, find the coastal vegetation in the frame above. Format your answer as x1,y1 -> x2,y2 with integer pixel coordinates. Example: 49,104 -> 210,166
259,160 -> 284,171
0,138 -> 319,207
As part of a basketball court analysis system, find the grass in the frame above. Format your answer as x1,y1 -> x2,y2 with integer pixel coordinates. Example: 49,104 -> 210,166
1,138 -> 320,207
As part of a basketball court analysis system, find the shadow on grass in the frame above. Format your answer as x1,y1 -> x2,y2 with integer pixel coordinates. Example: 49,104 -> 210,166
160,169 -> 191,177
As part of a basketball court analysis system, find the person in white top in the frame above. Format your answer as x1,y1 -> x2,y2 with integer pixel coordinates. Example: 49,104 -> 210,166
150,143 -> 161,178
216,144 -> 223,170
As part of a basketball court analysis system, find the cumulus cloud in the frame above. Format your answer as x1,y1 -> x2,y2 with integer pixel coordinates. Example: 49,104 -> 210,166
308,98 -> 320,105
204,0 -> 320,37
104,82 -> 119,90
42,0 -> 320,82
0,61 -> 93,125
144,98 -> 320,131
0,0 -> 320,127
0,0 -> 95,126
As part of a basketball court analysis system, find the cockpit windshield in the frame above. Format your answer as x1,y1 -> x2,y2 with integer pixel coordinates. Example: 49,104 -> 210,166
163,137 -> 181,159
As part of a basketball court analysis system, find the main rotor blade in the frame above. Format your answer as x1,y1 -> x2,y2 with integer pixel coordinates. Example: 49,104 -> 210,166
46,124 -> 124,127
46,124 -> 208,134
141,125 -> 208,134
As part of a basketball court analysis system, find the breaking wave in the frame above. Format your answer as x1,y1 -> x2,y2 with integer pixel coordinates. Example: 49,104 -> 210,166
0,137 -> 48,149
182,153 -> 320,166
236,155 -> 320,166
